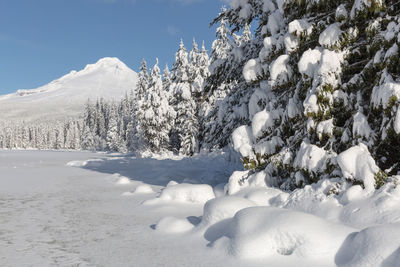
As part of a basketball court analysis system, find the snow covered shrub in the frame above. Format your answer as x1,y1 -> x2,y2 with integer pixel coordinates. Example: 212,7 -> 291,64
219,0 -> 400,191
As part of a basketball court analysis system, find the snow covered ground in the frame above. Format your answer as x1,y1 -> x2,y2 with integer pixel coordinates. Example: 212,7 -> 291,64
1,150 -> 399,267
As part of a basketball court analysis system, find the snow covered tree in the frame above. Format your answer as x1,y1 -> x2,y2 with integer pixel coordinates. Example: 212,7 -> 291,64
200,8 -> 257,150
128,59 -> 151,153
163,64 -> 172,93
218,0 -> 399,192
140,59 -> 175,153
170,40 -> 200,155
106,104 -> 120,152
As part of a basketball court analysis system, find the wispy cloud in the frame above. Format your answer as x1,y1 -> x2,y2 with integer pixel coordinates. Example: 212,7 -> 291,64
167,25 -> 180,36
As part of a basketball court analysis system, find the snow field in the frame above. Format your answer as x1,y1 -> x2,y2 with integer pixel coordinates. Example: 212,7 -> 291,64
3,150 -> 400,266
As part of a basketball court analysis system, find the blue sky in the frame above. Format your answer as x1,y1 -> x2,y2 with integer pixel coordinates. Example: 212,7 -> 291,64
0,0 -> 226,94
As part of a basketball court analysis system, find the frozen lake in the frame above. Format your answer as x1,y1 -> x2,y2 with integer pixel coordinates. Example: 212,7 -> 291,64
0,150 -> 241,267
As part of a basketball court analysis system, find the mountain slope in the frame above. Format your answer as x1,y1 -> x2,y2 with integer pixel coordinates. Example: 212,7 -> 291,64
0,57 -> 137,123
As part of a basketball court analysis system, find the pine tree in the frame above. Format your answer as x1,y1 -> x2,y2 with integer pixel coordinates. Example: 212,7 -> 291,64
216,0 -> 399,191
130,59 -> 151,153
170,40 -> 199,155
106,104 -> 120,152
140,59 -> 175,153
200,8 -> 256,151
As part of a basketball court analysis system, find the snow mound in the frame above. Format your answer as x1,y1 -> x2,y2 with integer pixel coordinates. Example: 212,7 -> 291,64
216,206 -> 355,261
133,184 -> 154,194
238,188 -> 283,206
66,160 -> 88,167
155,216 -> 194,233
199,196 -> 256,228
145,183 -> 215,205
337,143 -> 380,192
113,174 -> 132,185
336,224 -> 400,267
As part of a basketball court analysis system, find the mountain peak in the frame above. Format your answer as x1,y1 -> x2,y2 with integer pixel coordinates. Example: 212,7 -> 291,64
83,57 -> 130,73
0,57 -> 138,123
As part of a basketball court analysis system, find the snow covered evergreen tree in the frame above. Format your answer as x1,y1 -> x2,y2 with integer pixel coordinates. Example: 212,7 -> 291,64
200,8 -> 258,151
217,0 -> 399,192
140,59 -> 175,153
106,104 -> 120,152
129,59 -> 151,153
170,40 -> 199,155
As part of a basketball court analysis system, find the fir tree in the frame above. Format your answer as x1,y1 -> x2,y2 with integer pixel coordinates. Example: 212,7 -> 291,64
140,59 -> 175,153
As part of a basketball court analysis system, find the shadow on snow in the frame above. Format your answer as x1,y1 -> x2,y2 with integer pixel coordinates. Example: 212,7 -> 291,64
81,154 -> 241,187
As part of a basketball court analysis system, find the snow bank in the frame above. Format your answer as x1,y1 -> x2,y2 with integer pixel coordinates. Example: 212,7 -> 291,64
337,144 -> 380,192
215,206 -> 354,261
336,224 -> 400,267
145,183 -> 215,205
155,216 -> 194,233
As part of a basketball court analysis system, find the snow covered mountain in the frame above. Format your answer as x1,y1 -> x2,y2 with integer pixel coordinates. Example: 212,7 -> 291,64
0,57 -> 137,123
